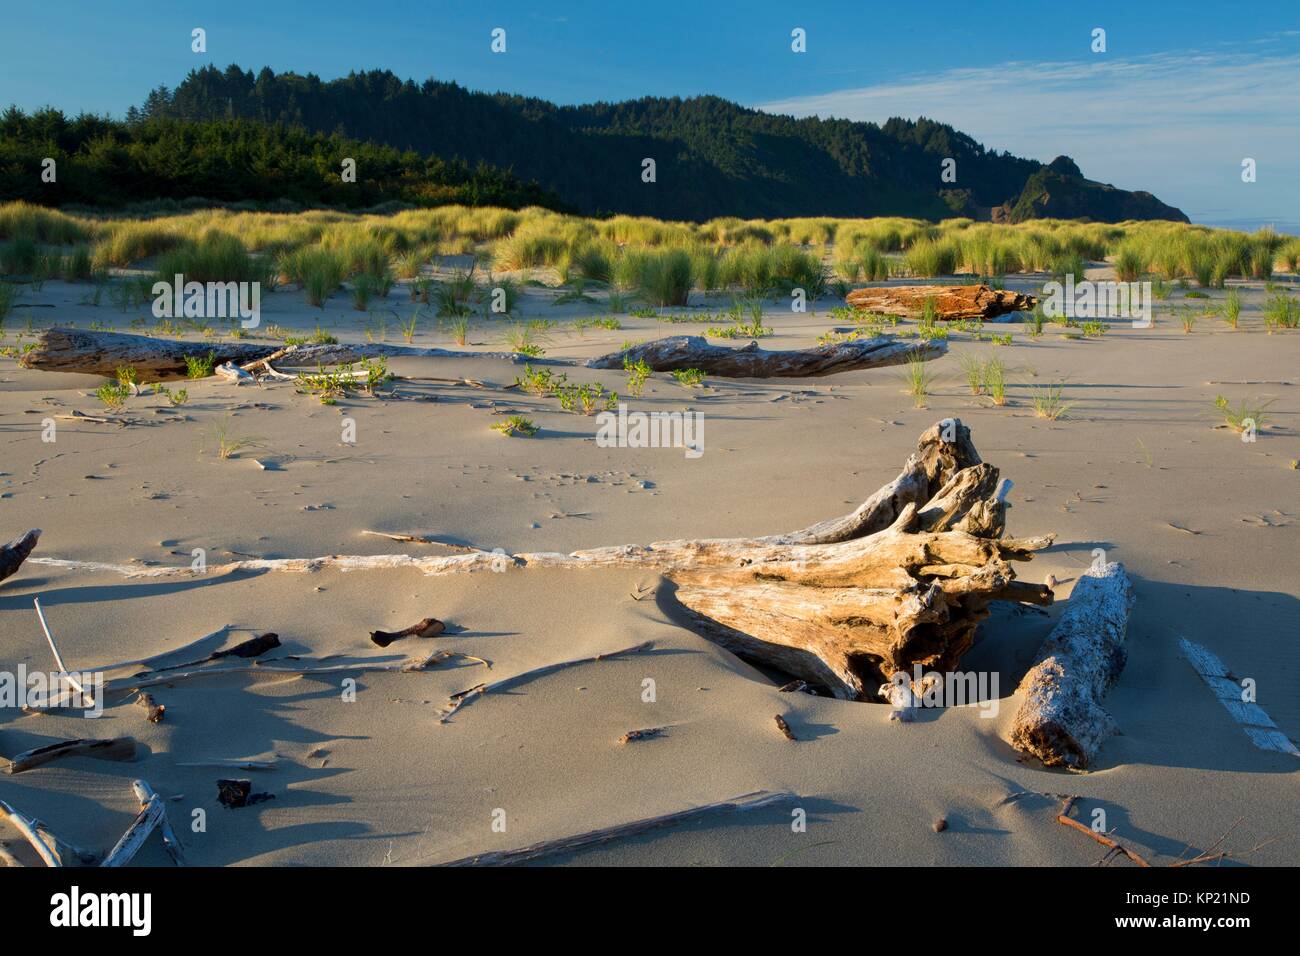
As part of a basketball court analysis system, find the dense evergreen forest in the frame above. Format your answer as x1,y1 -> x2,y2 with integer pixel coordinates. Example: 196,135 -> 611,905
0,107 -> 567,211
0,65 -> 1188,222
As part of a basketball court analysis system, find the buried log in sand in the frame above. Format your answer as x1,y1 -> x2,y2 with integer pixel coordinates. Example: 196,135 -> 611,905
586,334 -> 943,377
1009,561 -> 1135,769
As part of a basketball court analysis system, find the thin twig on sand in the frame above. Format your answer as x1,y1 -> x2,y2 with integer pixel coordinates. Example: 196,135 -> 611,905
439,641 -> 654,723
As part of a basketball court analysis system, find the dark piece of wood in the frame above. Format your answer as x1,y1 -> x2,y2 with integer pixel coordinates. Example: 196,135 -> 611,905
210,632 -> 281,660
774,715 -> 797,740
216,779 -> 274,809
845,284 -> 1037,320
3,736 -> 137,774
0,529 -> 40,587
1009,562 -> 1135,768
369,617 -> 445,648
135,692 -> 165,723
586,334 -> 944,378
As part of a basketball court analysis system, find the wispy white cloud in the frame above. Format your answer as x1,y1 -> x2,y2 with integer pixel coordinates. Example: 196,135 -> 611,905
757,50 -> 1300,228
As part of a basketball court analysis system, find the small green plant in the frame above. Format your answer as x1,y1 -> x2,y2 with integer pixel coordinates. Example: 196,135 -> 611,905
670,368 -> 706,388
184,351 -> 216,379
1178,307 -> 1196,334
503,322 -> 544,355
400,310 -> 420,344
95,381 -> 131,411
989,332 -> 1013,346
1080,321 -> 1106,338
211,420 -> 258,459
1214,395 -> 1272,433
492,415 -> 539,437
359,356 -> 391,393
556,381 -> 618,415
284,325 -> 339,346
1029,380 -> 1074,420
623,356 -> 652,396
514,364 -> 567,396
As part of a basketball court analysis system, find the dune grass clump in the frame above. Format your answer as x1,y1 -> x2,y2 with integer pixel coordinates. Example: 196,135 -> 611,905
1030,380 -> 1074,420
1224,288 -> 1241,329
154,232 -> 263,284
1263,292 -> 1298,332
1,236 -> 39,275
0,282 -> 17,322
1113,242 -> 1148,282
904,238 -> 959,277
638,249 -> 693,306
898,353 -> 933,407
984,356 -> 1007,405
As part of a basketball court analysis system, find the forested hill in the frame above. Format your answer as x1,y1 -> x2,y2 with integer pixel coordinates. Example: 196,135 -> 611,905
141,65 -> 1188,223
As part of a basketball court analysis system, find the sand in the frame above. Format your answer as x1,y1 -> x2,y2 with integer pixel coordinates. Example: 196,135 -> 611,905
1,267 -> 1296,866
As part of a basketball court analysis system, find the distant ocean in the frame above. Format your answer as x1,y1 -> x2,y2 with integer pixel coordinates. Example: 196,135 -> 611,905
1195,217 -> 1300,236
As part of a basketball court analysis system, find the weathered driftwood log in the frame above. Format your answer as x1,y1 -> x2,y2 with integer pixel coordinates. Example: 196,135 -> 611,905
587,334 -> 943,377
845,284 -> 1036,320
1009,562 -> 1134,768
3,736 -> 137,774
0,529 -> 40,587
19,327 -> 553,379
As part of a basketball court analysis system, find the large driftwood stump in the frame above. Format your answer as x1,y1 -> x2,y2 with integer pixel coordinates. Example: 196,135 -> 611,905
587,335 -> 943,378
0,529 -> 40,587
1009,562 -> 1134,768
845,284 -> 1036,321
586,419 -> 1052,699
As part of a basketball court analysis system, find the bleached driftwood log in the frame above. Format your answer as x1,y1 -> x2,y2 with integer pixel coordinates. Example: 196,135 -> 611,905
19,327 -> 555,379
3,736 -> 137,774
845,284 -> 1037,320
1009,562 -> 1134,769
0,529 -> 40,586
100,780 -> 167,867
586,334 -> 943,377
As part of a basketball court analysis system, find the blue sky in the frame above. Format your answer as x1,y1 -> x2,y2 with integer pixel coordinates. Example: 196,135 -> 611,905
3,1 -> 1297,227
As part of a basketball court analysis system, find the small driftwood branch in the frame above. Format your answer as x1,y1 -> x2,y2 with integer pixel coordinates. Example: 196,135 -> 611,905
586,334 -> 943,378
1056,796 -> 1151,867
438,790 -> 794,866
3,736 -> 137,774
0,799 -> 89,867
774,714 -> 797,740
33,597 -> 94,706
370,617 -> 445,648
440,641 -> 654,722
0,529 -> 40,586
1009,562 -> 1135,768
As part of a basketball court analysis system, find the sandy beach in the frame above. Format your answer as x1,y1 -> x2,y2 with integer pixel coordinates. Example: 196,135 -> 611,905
2,262 -> 1296,867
